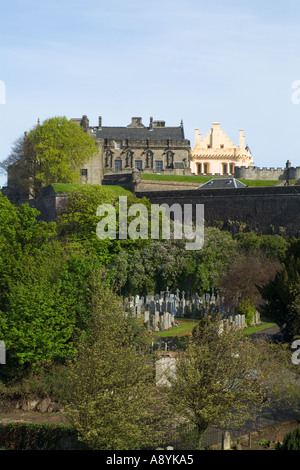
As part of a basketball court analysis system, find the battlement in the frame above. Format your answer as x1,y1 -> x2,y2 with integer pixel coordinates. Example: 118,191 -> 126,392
234,162 -> 300,181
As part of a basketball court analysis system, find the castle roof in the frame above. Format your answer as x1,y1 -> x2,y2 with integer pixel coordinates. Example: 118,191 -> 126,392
95,125 -> 185,142
73,116 -> 188,143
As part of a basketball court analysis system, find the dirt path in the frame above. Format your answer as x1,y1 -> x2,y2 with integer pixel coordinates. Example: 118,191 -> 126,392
239,420 -> 300,450
0,409 -> 67,426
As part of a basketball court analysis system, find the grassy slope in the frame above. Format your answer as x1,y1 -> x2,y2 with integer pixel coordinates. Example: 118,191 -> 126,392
153,319 -> 277,339
154,319 -> 199,338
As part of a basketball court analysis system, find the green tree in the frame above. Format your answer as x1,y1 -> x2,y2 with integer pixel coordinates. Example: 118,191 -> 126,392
64,280 -> 167,450
192,227 -> 238,293
219,249 -> 282,309
234,233 -> 288,261
259,239 -> 300,340
238,298 -> 256,326
57,184 -> 152,265
0,194 -> 56,311
276,427 -> 300,450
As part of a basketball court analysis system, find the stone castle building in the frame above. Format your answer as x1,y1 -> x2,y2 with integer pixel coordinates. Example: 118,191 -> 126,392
190,122 -> 254,176
72,115 -> 192,184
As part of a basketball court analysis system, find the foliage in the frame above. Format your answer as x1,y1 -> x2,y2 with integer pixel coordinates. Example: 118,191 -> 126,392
234,233 -> 288,261
219,249 -> 282,309
64,280 -> 168,450
0,193 -> 114,378
259,239 -> 300,340
57,184 -> 152,265
27,117 -> 97,186
238,299 -> 257,326
191,227 -> 238,293
111,227 -> 238,297
0,422 -> 85,450
0,194 -> 56,311
276,427 -> 300,450
1,117 -> 98,197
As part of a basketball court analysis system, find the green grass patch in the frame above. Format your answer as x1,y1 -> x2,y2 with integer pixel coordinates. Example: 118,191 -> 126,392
51,183 -> 132,196
239,179 -> 281,187
141,174 -> 213,184
242,322 -> 277,336
52,183 -> 83,192
154,319 -> 199,338
141,174 -> 286,187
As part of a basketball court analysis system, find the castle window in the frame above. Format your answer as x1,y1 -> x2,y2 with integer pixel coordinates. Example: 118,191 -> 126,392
135,160 -> 143,171
223,163 -> 228,175
230,163 -> 235,174
203,163 -> 209,174
155,160 -> 163,173
220,145 -> 224,149
207,145 -> 211,149
81,169 -> 88,177
115,141 -> 122,149
114,159 -> 122,172
197,163 -> 202,175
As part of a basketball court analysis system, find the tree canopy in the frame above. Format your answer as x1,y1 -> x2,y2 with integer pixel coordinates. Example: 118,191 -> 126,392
64,279 -> 167,450
1,116 -> 98,197
259,239 -> 300,340
168,314 -> 298,447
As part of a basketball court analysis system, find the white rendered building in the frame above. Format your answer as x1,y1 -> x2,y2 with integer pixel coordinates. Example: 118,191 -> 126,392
190,122 -> 253,176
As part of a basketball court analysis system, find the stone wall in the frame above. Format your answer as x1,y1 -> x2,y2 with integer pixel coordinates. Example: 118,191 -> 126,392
234,164 -> 300,181
136,186 -> 300,238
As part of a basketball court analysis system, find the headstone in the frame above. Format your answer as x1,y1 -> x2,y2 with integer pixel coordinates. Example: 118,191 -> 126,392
150,301 -> 156,314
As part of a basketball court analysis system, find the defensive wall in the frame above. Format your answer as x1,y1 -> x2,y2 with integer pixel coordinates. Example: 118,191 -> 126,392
3,183 -> 300,238
135,186 -> 300,238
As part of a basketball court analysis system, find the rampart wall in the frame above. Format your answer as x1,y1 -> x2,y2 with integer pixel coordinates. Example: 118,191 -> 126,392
234,165 -> 300,181
4,183 -> 300,238
135,186 -> 300,238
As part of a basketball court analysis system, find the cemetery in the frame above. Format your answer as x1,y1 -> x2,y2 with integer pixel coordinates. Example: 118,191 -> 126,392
124,287 -> 261,334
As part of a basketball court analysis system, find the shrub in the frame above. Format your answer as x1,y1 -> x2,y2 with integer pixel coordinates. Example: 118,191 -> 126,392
276,427 -> 300,450
238,299 -> 257,326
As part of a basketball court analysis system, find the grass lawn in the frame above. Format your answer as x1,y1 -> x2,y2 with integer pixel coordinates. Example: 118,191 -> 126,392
153,319 -> 277,339
51,183 -> 132,196
242,322 -> 277,336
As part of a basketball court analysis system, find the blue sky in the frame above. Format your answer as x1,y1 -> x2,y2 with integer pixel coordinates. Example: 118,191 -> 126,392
1,0 -> 300,186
